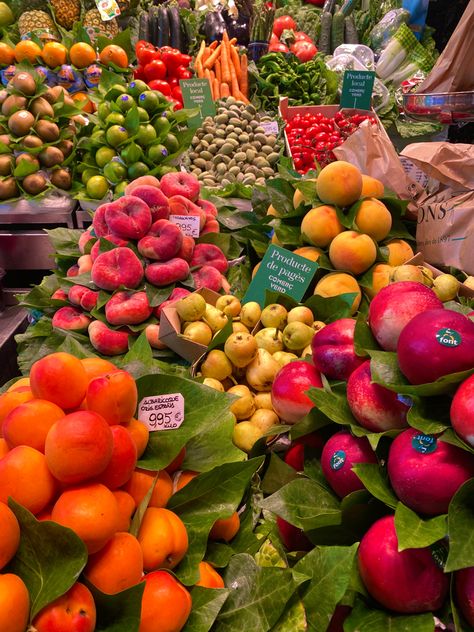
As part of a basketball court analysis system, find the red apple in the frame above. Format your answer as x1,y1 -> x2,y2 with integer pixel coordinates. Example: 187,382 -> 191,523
397,308 -> 474,385
271,360 -> 323,424
160,172 -> 200,202
311,318 -> 365,380
276,516 -> 313,552
387,427 -> 474,515
346,360 -> 409,432
368,282 -> 443,351
284,432 -> 325,471
32,582 -> 96,632
358,515 -> 449,613
94,425 -> 137,489
455,567 -> 474,626
451,374 -> 474,447
320,431 -> 378,498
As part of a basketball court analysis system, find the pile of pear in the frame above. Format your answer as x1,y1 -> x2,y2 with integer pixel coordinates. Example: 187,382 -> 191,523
174,292 -> 325,452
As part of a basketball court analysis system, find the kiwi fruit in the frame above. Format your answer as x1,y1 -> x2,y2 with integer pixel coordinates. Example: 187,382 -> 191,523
35,119 -> 60,142
30,97 -> 54,119
0,154 -> 13,176
8,110 -> 35,137
2,95 -> 27,116
22,173 -> 47,196
22,135 -> 43,149
38,146 -> 64,168
11,72 -> 36,97
50,168 -> 72,190
43,85 -> 67,104
0,177 -> 19,200
16,153 -> 40,170
57,139 -> 73,158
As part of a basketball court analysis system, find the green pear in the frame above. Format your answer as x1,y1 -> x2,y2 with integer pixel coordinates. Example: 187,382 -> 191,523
176,293 -> 206,322
282,322 -> 315,352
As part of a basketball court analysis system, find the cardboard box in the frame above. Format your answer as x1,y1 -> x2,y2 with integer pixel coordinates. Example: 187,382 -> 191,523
406,253 -> 474,300
158,288 -> 221,363
278,97 -> 391,169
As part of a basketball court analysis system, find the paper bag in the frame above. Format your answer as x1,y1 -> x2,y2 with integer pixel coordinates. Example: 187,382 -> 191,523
401,142 -> 474,275
418,0 -> 474,93
333,120 -> 424,205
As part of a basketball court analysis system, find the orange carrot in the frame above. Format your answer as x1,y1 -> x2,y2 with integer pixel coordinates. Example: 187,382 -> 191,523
220,83 -> 230,97
213,78 -> 220,100
194,40 -> 206,77
229,58 -> 240,98
237,90 -> 250,104
215,58 -> 222,83
210,40 -> 219,50
239,53 -> 248,97
204,44 -> 221,70
221,31 -> 231,84
202,47 -> 211,65
230,45 -> 241,81
229,37 -> 237,45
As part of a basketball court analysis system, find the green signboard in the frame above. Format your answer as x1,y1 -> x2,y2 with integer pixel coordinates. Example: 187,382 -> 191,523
180,78 -> 216,127
340,70 -> 376,111
243,245 -> 319,307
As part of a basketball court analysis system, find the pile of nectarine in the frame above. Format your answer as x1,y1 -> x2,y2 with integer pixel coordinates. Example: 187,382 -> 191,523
0,351 -> 232,632
49,172 -> 231,357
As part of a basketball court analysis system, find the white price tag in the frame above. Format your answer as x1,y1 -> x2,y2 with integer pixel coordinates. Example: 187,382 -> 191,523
169,214 -> 200,238
260,121 -> 279,135
138,394 -> 185,431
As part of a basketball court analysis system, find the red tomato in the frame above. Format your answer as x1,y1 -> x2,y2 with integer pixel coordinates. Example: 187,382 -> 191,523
144,59 -> 167,82
171,86 -> 183,102
293,31 -> 313,42
272,15 -> 297,37
148,79 -> 171,96
137,46 -> 157,66
290,40 -> 318,62
133,65 -> 146,80
174,65 -> 193,79
167,77 -> 179,88
269,42 -> 289,53
270,33 -> 279,44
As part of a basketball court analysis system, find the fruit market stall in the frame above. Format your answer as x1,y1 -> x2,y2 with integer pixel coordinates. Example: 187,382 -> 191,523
0,0 -> 474,630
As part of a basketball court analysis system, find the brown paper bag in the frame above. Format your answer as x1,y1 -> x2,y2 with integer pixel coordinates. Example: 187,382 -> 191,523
333,121 -> 424,206
401,142 -> 474,275
418,0 -> 474,93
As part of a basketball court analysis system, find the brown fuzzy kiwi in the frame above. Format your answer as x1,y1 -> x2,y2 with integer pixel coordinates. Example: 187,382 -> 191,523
22,135 -> 43,149
35,120 -> 60,142
8,110 -> 35,137
11,72 -> 36,97
50,168 -> 72,190
0,155 -> 13,176
0,177 -> 19,200
22,173 -> 47,195
57,139 -> 73,158
43,86 -> 67,104
38,146 -> 64,168
2,95 -> 27,117
30,97 -> 54,119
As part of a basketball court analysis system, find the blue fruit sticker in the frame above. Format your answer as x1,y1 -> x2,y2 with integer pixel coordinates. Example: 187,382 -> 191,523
412,434 -> 437,455
435,328 -> 462,347
330,450 -> 346,471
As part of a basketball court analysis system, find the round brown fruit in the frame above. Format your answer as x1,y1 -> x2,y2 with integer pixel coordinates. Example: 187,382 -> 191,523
22,135 -> 42,149
50,168 -> 72,190
0,90 -> 7,105
38,147 -> 64,168
30,97 -> 54,119
57,139 -> 73,158
0,134 -> 10,146
22,173 -> 47,196
16,153 -> 39,170
11,72 -> 36,96
43,86 -> 67,104
2,94 -> 27,116
8,110 -> 35,137
0,154 -> 13,176
35,120 -> 60,142
0,177 -> 19,200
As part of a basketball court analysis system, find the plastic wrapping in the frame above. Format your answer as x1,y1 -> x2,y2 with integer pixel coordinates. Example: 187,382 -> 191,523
369,8 -> 411,55
333,44 -> 375,69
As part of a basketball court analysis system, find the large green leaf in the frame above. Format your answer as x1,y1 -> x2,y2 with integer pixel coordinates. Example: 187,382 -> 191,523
394,503 -> 447,552
306,387 -> 356,427
446,479 -> 474,572
167,458 -> 264,585
184,587 -> 229,632
137,375 -> 235,471
215,553 -> 302,631
353,315 -> 379,357
261,453 -> 298,495
8,500 -> 88,620
91,582 -> 145,632
351,463 -> 398,509
344,598 -> 435,631
46,227 -> 83,257
294,545 -> 358,632
304,294 -> 357,323
407,396 -> 451,435
17,274 -> 61,311
260,478 -> 341,531
271,594 -> 307,631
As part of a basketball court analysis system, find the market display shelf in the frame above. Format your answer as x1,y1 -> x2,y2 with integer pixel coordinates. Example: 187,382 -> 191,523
403,90 -> 474,124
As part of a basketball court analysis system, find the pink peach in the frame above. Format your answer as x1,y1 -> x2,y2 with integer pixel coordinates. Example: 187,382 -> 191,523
153,287 -> 191,318
78,230 -> 96,254
145,258 -> 190,287
88,320 -> 130,356
145,324 -> 168,349
51,289 -> 68,301
90,234 -> 128,262
127,185 -> 170,221
192,265 -> 223,292
105,196 -> 152,240
92,203 -> 113,237
105,291 -> 152,326
160,172 -> 200,202
77,254 -> 93,274
177,236 -> 195,262
125,175 -> 161,195
191,243 -> 228,273
137,220 -> 183,261
91,247 -> 144,292
68,285 -> 89,306
52,306 -> 91,332
80,289 -> 99,312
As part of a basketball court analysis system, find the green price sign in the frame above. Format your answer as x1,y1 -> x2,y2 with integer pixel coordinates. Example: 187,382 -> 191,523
340,70 -> 376,111
243,245 -> 319,307
180,78 -> 216,127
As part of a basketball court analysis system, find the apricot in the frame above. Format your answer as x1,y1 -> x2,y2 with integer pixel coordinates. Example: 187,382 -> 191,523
123,469 -> 173,508
138,220 -> 183,261
0,573 -> 30,632
139,570 -> 192,632
191,243 -> 228,273
361,174 -> 385,198
113,490 -> 136,531
329,231 -> 377,276
137,507 -> 188,571
316,161 -> 362,207
314,272 -> 362,315
105,291 -> 152,326
123,418 -> 149,458
88,320 -> 130,356
86,370 -> 137,425
355,198 -> 392,242
0,388 -> 34,431
300,205 -> 344,248
52,306 -> 91,332
0,503 -> 20,570
6,377 -> 30,392
293,246 -> 323,262
192,265 -> 223,292
196,561 -> 225,588
80,357 -> 116,381
30,352 -> 88,410
145,258 -> 190,287
105,195 -> 152,240
362,264 -> 393,299
385,239 -> 415,266
3,398 -> 65,452
91,247 -> 144,291
209,511 -> 240,542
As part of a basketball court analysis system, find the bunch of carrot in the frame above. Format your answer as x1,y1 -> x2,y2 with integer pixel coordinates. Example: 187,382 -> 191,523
194,31 -> 249,103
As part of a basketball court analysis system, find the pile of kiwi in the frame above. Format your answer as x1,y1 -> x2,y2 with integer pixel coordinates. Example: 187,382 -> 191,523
0,70 -> 82,201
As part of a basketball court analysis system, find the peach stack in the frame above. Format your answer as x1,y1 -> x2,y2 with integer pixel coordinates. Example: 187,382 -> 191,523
0,352 -> 235,631
49,172 -> 231,356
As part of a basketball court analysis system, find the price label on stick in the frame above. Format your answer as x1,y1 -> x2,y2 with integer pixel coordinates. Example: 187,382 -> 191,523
138,394 -> 185,431
180,78 -> 216,128
340,70 -> 376,111
169,214 -> 200,238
